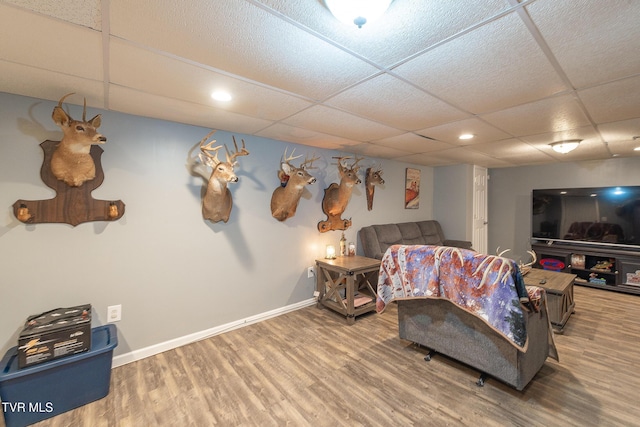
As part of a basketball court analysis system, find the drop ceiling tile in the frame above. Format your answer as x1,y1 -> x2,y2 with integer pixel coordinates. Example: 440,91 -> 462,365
109,0 -> 379,100
393,12 -> 567,114
416,117 -> 512,145
326,73 -> 469,131
4,0 -> 102,29
110,39 -> 313,121
598,118 -> 640,144
109,85 -> 273,135
0,4 -> 103,80
255,123 -> 359,151
0,61 -> 105,108
281,105 -> 404,141
481,94 -> 591,137
258,0 -> 510,66
371,133 -> 456,154
426,147 -> 513,168
347,143 -> 413,159
467,139 -> 555,164
527,0 -> 640,89
394,152 -> 456,167
579,76 -> 640,124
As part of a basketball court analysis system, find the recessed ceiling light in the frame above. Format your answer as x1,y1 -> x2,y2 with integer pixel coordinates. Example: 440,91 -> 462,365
634,147 -> 640,151
211,91 -> 232,102
459,134 -> 474,140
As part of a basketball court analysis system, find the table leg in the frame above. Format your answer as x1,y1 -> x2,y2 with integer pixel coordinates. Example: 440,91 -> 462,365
346,272 -> 355,325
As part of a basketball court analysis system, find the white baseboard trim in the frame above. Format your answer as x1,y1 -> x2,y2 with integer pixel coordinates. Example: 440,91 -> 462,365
112,297 -> 316,368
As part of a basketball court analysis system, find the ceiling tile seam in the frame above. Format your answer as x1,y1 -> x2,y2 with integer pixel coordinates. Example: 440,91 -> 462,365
107,35 -> 322,104
510,0 -> 614,158
384,0 -> 541,71
0,57 -> 105,88
0,1 -> 102,31
101,0 -> 110,109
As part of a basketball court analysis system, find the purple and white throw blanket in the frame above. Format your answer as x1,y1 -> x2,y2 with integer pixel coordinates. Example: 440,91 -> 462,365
377,245 -> 545,352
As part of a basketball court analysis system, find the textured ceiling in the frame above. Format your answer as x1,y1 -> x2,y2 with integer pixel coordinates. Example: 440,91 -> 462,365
1,0 -> 639,167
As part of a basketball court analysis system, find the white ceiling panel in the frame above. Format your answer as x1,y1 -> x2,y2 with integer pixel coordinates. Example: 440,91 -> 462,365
526,0 -> 640,89
109,86 -> 273,135
255,123 -> 360,151
109,0 -> 379,100
579,76 -> 640,124
0,61 -> 105,108
282,105 -> 404,141
109,39 -> 313,121
416,117 -> 513,145
371,133 -> 457,154
392,12 -> 567,115
1,0 -> 639,167
0,3 -> 103,80
326,73 -> 470,131
481,95 -> 592,137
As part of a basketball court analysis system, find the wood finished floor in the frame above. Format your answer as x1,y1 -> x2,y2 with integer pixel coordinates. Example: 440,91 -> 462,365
13,285 -> 640,427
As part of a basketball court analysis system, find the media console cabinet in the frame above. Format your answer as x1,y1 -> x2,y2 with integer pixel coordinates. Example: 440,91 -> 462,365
531,241 -> 640,296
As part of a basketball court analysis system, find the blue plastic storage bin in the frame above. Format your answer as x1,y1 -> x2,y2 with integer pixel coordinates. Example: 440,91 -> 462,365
0,324 -> 117,427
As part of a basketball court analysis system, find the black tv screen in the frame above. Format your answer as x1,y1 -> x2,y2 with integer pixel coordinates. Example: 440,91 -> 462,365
532,186 -> 640,249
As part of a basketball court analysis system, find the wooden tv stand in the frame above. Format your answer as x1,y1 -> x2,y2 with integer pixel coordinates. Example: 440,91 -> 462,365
531,241 -> 640,296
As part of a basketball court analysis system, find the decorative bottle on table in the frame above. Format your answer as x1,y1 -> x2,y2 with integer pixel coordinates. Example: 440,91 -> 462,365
339,232 -> 347,256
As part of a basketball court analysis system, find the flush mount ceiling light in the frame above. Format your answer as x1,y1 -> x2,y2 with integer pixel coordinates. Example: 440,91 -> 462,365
550,139 -> 581,154
459,133 -> 474,140
325,0 -> 393,28
211,90 -> 232,102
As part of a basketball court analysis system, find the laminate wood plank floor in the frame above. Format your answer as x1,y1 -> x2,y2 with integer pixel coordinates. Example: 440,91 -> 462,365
11,285 -> 640,427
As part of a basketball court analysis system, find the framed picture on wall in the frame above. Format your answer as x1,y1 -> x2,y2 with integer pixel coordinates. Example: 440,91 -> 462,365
405,168 -> 420,209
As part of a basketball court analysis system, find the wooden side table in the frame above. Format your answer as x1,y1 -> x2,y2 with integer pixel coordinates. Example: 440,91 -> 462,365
315,256 -> 381,324
524,268 -> 576,332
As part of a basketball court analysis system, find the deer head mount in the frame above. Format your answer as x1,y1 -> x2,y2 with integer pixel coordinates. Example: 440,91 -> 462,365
365,166 -> 385,211
270,148 -> 319,222
198,130 -> 249,223
318,156 -> 363,233
50,93 -> 106,187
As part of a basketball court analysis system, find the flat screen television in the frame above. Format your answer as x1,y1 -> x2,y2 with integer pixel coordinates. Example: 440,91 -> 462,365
532,186 -> 640,250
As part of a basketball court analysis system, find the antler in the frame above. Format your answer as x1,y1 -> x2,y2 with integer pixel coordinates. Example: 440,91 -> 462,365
300,153 -> 320,170
282,147 -> 303,165
199,130 -> 223,167
225,136 -> 249,165
521,250 -> 537,268
351,156 -> 364,172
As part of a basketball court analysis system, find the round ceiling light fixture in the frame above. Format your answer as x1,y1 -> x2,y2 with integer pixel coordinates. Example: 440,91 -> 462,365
550,139 -> 581,154
211,90 -> 232,102
325,0 -> 393,28
459,133 -> 474,140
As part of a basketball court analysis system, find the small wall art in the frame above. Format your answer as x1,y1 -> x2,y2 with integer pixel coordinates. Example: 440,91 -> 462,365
405,167 -> 420,209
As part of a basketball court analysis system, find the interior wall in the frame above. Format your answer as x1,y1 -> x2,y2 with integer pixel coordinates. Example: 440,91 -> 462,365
488,158 -> 640,262
433,164 -> 474,241
0,92 -> 435,358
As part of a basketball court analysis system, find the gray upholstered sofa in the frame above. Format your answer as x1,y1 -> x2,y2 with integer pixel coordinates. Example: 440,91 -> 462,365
359,220 -> 472,260
360,221 -> 556,390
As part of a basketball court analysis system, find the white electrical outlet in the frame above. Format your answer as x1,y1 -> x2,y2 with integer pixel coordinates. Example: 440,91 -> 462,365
107,305 -> 122,322
307,266 -> 315,278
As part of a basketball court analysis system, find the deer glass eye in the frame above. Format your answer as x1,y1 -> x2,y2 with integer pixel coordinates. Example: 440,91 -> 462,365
76,125 -> 85,132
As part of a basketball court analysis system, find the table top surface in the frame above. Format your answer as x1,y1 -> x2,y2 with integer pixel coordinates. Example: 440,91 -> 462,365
523,268 -> 576,293
316,255 -> 381,272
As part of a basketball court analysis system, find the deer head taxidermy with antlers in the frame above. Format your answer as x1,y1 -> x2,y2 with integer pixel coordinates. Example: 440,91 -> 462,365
270,148 -> 319,222
197,130 -> 249,223
50,93 -> 106,187
317,156 -> 363,232
365,166 -> 385,211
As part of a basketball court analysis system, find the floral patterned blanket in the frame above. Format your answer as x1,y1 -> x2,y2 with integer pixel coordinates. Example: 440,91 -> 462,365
377,245 -> 543,351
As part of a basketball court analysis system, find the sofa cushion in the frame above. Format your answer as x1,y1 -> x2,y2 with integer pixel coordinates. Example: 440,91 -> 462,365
396,222 -> 426,245
416,221 -> 445,245
372,224 -> 403,255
